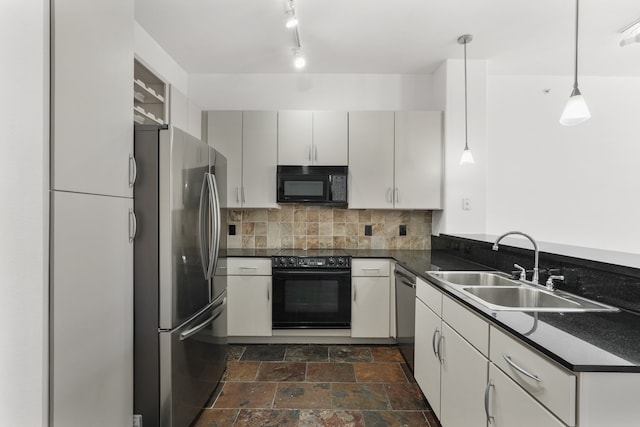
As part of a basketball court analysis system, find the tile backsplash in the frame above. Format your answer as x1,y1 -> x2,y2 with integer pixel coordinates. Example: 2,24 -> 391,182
226,204 -> 432,250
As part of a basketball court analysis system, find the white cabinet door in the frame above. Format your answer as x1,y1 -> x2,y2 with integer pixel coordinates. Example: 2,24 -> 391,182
394,111 -> 442,209
242,111 -> 279,208
227,276 -> 272,336
348,111 -> 395,209
51,192 -> 133,427
489,364 -> 566,427
414,299 -> 442,418
278,110 -> 313,165
206,111 -> 243,208
351,277 -> 390,338
313,111 -> 348,165
440,323 -> 488,427
52,0 -> 133,198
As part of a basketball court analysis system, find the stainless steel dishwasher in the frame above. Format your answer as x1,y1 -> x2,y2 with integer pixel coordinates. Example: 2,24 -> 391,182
395,264 -> 417,372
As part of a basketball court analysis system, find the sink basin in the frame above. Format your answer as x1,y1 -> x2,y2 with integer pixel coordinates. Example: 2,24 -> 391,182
427,271 -> 519,287
460,286 -> 619,313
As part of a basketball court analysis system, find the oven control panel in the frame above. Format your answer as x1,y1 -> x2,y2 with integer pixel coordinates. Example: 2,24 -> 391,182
272,256 -> 351,269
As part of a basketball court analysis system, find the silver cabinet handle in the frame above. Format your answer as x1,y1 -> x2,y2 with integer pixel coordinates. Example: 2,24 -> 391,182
437,335 -> 444,363
128,153 -> 137,187
484,380 -> 495,424
353,284 -> 357,302
308,145 -> 312,162
128,209 -> 137,242
431,328 -> 440,359
240,266 -> 257,270
267,287 -> 270,301
502,354 -> 541,382
314,146 -> 318,162
241,186 -> 246,204
236,187 -> 241,204
394,187 -> 399,204
386,188 -> 393,204
362,268 -> 380,271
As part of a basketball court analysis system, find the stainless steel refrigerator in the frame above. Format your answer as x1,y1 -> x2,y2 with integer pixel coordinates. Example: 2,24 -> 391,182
133,125 -> 228,427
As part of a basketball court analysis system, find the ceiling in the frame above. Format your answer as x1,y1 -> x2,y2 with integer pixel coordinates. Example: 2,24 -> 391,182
135,0 -> 640,76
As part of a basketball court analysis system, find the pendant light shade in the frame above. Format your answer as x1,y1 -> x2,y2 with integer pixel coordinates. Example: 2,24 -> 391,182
560,0 -> 590,126
458,34 -> 475,165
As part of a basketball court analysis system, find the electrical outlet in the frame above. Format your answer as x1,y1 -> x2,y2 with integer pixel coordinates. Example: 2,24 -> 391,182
364,224 -> 372,236
399,224 -> 407,236
462,198 -> 471,210
229,224 -> 236,235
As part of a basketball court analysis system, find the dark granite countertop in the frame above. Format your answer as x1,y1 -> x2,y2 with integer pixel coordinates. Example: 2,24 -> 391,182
222,248 -> 640,373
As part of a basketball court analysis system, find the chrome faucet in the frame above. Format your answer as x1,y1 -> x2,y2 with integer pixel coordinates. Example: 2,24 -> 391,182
492,231 -> 540,285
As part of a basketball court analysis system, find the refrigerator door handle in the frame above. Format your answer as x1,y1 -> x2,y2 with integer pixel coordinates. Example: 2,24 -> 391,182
205,173 -> 219,279
179,297 -> 227,341
198,174 -> 210,278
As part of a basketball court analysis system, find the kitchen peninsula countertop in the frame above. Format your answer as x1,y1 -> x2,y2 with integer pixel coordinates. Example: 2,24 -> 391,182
223,248 -> 640,373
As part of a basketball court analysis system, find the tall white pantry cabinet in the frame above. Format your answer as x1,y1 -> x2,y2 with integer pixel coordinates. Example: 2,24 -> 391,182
50,0 -> 134,426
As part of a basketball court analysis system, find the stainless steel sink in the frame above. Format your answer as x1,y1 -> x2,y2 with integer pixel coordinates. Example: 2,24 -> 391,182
460,286 -> 619,313
427,271 -> 519,287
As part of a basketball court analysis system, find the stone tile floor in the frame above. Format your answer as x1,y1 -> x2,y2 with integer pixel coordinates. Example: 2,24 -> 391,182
193,344 -> 441,427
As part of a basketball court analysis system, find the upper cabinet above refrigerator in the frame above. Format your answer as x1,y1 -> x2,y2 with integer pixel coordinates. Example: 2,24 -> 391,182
52,0 -> 134,198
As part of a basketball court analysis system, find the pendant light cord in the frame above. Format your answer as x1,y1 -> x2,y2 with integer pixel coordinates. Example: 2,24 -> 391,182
573,0 -> 579,90
463,40 -> 469,150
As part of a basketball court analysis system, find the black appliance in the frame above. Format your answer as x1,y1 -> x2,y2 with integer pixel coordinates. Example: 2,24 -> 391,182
277,165 -> 348,205
395,264 -> 417,372
272,254 -> 352,328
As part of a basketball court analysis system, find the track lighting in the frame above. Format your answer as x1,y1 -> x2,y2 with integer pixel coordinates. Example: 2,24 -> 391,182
285,9 -> 298,29
293,49 -> 306,69
619,19 -> 640,47
560,0 -> 591,126
458,34 -> 475,165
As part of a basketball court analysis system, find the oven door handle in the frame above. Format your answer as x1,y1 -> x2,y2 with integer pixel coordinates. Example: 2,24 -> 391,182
272,269 -> 351,276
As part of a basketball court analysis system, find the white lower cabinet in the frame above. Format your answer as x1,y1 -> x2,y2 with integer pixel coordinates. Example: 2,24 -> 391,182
351,259 -> 391,338
440,323 -> 488,427
51,191 -> 133,427
226,258 -> 272,337
488,363 -> 566,427
414,298 -> 442,418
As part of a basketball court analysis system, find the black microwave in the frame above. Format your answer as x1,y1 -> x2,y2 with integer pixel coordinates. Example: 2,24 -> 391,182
277,165 -> 348,206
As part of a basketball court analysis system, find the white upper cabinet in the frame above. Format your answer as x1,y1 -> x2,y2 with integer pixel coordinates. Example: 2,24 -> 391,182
206,111 -> 278,208
242,111 -> 278,208
169,85 -> 189,132
394,111 -> 442,209
206,111 -> 243,208
278,111 -> 348,166
52,0 -> 133,198
348,111 -> 395,209
349,111 -> 442,209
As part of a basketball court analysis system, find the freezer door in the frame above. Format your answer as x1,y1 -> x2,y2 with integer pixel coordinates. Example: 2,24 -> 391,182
159,126 -> 212,329
159,292 -> 228,427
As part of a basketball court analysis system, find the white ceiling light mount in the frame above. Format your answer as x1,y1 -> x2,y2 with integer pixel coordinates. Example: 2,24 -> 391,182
560,0 -> 591,126
284,0 -> 298,29
619,18 -> 640,47
458,34 -> 475,165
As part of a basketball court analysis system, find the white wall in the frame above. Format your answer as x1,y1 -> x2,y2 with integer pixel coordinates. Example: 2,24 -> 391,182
189,73 -> 435,110
0,1 -> 49,425
432,59 -> 488,236
486,75 -> 640,256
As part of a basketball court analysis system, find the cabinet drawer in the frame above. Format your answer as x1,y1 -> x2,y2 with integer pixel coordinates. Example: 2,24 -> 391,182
442,295 -> 489,357
490,326 -> 576,426
227,258 -> 272,275
352,259 -> 390,276
416,277 -> 442,316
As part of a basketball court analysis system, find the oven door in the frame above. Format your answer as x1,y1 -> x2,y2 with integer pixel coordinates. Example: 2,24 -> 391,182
272,269 -> 351,328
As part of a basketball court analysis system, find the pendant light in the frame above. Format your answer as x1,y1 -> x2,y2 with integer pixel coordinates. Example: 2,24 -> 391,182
458,34 -> 475,165
560,0 -> 591,126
